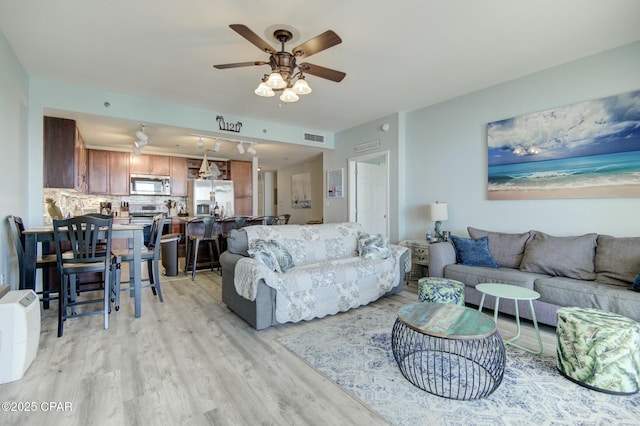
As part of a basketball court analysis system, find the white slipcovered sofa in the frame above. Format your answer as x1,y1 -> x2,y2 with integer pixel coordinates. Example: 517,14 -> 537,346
220,222 -> 410,329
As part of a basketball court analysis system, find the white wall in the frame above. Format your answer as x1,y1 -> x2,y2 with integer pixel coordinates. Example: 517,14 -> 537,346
404,41 -> 640,239
0,31 -> 29,287
326,113 -> 405,242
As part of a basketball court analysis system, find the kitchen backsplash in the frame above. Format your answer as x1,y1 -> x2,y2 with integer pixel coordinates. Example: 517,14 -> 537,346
42,189 -> 187,224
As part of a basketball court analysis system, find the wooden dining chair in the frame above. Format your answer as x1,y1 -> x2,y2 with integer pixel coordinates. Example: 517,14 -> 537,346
8,215 -> 58,307
111,214 -> 165,310
52,215 -> 119,337
184,216 -> 221,280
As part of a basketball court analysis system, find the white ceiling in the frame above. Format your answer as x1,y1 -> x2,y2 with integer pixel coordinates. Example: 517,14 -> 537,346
2,0 -> 639,170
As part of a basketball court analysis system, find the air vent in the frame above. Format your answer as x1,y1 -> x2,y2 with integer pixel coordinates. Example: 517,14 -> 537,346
304,133 -> 325,143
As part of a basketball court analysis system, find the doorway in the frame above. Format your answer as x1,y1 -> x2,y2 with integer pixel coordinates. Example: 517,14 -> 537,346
348,151 -> 389,237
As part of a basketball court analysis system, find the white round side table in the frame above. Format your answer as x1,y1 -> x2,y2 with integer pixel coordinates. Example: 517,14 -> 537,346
476,283 -> 543,354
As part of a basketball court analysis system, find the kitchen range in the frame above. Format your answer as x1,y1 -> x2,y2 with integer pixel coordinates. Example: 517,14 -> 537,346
128,204 -> 170,244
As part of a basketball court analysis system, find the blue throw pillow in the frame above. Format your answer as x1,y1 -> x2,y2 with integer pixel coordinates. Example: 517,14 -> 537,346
631,273 -> 640,292
450,235 -> 499,268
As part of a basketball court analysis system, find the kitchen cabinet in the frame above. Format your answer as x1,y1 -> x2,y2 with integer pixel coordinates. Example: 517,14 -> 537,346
109,151 -> 130,195
170,157 -> 187,196
130,154 -> 171,175
88,150 -> 109,194
88,150 -> 130,195
43,116 -> 87,192
230,160 -> 253,216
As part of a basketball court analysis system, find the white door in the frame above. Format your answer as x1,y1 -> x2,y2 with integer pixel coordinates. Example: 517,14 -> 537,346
349,152 -> 389,237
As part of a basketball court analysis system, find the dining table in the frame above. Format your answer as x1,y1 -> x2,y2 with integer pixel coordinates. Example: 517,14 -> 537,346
22,223 -> 145,317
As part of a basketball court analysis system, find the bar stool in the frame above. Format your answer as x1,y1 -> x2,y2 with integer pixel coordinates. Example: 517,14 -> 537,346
184,217 -> 220,280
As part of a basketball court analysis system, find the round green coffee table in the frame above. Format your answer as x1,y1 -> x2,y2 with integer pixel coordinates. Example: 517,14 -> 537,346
392,302 -> 505,400
476,283 -> 543,354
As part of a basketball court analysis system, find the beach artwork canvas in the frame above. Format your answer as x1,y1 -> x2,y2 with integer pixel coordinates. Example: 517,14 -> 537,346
487,89 -> 640,200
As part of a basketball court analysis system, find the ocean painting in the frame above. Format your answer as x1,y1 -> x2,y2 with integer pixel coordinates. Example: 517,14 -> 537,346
487,89 -> 640,200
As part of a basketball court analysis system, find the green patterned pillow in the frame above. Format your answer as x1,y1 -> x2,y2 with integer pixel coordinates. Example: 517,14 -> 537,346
253,239 -> 295,272
358,232 -> 390,260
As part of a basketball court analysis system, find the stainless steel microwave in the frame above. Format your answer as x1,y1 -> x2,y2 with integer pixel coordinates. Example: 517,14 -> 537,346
130,174 -> 170,195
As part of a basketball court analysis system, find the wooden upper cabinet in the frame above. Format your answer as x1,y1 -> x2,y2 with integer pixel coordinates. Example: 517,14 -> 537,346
170,157 -> 187,196
109,151 -> 130,195
43,116 -> 87,192
130,154 -> 170,175
87,150 -> 129,195
87,150 -> 109,194
230,160 -> 253,215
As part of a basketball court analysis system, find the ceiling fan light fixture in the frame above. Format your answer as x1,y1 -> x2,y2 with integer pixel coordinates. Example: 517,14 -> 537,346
293,77 -> 312,95
266,72 -> 286,89
255,81 -> 275,97
237,142 -> 245,154
280,87 -> 299,103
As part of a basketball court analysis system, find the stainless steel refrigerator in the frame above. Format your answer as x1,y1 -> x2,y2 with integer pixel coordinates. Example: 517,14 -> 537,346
187,179 -> 235,217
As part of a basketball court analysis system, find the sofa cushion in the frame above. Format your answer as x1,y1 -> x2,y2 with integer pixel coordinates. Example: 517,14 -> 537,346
444,264 -> 546,290
595,235 -> 640,287
467,227 -> 531,269
253,239 -> 295,273
519,231 -> 597,280
449,235 -> 499,268
247,246 -> 280,272
227,229 -> 249,256
534,276 -> 639,322
358,232 -> 390,260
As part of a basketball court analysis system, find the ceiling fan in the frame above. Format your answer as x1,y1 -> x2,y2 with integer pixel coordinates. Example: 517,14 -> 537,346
214,24 -> 346,102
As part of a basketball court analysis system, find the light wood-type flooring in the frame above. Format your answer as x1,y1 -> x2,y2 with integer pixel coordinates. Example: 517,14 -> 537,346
0,266 -> 558,426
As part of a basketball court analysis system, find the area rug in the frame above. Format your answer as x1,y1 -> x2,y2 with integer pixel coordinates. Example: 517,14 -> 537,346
278,302 -> 640,426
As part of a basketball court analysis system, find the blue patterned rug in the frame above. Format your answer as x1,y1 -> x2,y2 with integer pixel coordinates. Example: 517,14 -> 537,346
278,302 -> 640,426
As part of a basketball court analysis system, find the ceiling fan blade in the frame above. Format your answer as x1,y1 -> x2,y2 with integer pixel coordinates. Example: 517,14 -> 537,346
213,61 -> 268,69
229,24 -> 276,55
298,63 -> 346,82
292,30 -> 342,58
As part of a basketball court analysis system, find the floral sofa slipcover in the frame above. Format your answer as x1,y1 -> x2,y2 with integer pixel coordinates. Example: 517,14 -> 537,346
219,222 -> 410,329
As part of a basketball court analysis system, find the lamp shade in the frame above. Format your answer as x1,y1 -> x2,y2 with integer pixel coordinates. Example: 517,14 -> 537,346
266,72 -> 286,89
279,87 -> 299,103
427,203 -> 448,222
292,77 -> 312,95
254,82 -> 275,97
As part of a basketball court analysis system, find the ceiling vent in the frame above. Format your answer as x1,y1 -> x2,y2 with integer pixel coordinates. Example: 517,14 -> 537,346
304,133 -> 325,143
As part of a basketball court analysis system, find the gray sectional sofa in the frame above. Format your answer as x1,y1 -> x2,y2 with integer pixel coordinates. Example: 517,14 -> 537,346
428,227 -> 640,326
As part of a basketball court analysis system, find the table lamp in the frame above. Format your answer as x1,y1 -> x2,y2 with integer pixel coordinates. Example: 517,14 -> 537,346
427,202 -> 448,241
